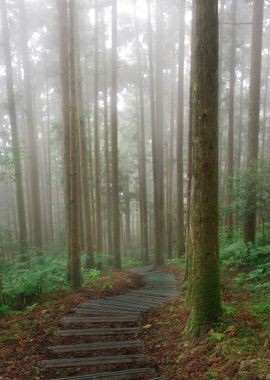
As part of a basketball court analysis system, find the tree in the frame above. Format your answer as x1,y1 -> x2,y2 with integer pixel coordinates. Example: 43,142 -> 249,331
111,0 -> 121,269
101,11 -> 113,258
1,0 -> 28,256
187,0 -> 221,336
68,0 -> 81,288
94,0 -> 103,254
244,0 -> 264,244
57,0 -> 71,277
135,4 -> 149,263
176,0 -> 186,258
18,0 -> 43,252
225,0 -> 237,238
152,0 -> 165,266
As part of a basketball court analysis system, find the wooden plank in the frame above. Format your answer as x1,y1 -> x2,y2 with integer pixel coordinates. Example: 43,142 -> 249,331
48,340 -> 144,354
39,354 -> 145,368
61,316 -> 139,325
82,301 -> 149,312
73,308 -> 140,318
55,327 -> 139,337
51,367 -> 153,380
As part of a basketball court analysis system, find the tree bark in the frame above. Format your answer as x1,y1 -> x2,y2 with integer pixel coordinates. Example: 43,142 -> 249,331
18,0 -> 43,252
225,0 -> 237,239
111,0 -> 121,269
1,0 -> 28,257
187,0 -> 222,336
68,0 -> 82,288
244,0 -> 264,245
94,0 -> 103,254
176,0 -> 186,257
135,6 -> 149,263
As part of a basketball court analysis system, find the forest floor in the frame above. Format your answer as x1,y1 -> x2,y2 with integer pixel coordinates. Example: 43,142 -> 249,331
1,263 -> 269,380
0,270 -> 143,379
143,264 -> 270,380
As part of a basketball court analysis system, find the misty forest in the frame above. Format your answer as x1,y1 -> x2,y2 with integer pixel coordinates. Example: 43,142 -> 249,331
0,0 -> 270,379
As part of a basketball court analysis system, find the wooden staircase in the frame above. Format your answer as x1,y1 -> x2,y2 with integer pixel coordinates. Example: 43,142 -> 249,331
38,267 -> 178,379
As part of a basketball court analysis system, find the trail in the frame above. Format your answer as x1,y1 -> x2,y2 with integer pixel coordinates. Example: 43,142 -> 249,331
38,266 -> 178,379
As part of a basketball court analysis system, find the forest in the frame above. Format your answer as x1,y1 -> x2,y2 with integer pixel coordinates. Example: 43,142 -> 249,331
0,0 -> 270,379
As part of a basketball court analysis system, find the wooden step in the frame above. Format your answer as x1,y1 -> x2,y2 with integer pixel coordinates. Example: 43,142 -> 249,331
82,301 -> 149,312
61,316 -> 139,325
48,340 -> 144,354
73,308 -> 140,318
51,367 -> 153,380
55,327 -> 139,337
39,353 -> 146,368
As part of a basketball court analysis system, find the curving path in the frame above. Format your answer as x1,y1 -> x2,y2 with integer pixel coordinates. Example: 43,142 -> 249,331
39,266 -> 178,380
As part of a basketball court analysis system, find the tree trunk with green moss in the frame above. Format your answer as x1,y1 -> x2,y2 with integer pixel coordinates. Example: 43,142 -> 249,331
187,0 -> 221,336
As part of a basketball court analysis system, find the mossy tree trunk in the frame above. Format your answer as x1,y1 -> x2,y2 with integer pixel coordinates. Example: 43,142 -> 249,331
187,0 -> 222,336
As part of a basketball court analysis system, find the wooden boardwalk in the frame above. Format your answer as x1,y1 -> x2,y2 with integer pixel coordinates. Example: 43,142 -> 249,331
39,266 -> 178,379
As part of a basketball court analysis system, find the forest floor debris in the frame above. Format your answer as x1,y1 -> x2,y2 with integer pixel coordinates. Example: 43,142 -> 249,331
143,264 -> 270,380
0,270 -> 142,379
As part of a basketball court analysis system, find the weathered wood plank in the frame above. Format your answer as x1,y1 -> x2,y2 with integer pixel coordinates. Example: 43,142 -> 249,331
55,327 -> 139,337
39,354 -> 145,368
61,316 -> 139,325
48,340 -> 144,354
51,367 -> 153,380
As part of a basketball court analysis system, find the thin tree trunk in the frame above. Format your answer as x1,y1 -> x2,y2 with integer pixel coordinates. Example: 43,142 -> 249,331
1,0 -> 28,257
244,0 -> 264,245
153,0 -> 165,266
68,0 -> 81,289
225,0 -> 237,239
76,17 -> 95,269
135,6 -> 149,263
18,0 -> 43,252
94,0 -> 103,254
111,0 -> 121,269
176,0 -> 186,258
102,13 -> 113,259
45,81 -> 54,243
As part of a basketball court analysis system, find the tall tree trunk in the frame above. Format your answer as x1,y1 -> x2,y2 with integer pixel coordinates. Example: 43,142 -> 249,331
187,0 -> 221,336
147,0 -> 158,262
244,0 -> 264,245
1,0 -> 28,257
18,0 -> 43,252
153,0 -> 165,266
261,51 -> 270,160
225,0 -> 237,238
237,47 -> 245,172
57,0 -> 71,277
166,52 -> 175,260
45,81 -> 54,243
135,6 -> 149,263
176,0 -> 186,257
68,0 -> 81,288
94,0 -> 103,254
124,176 -> 131,250
111,0 -> 121,269
102,13 -> 113,259
76,16 -> 95,269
